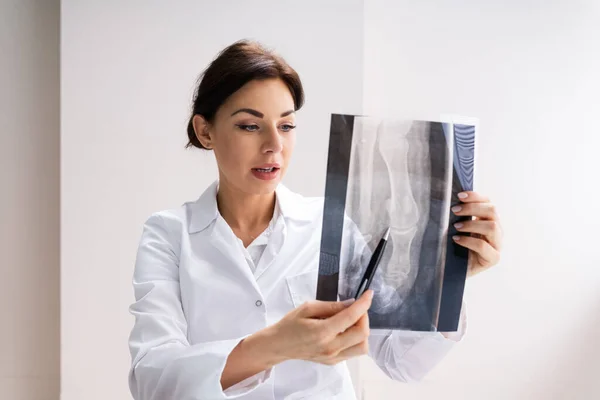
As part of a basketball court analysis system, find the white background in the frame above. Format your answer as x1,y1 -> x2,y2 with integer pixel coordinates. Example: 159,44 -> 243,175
360,1 -> 600,399
3,0 -> 598,399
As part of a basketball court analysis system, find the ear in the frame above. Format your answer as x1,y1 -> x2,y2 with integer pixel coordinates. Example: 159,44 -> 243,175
192,115 -> 214,149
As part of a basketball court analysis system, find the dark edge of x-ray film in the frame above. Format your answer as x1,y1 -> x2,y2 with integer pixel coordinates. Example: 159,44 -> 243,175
318,114 -> 475,331
316,114 -> 355,302
437,124 -> 476,331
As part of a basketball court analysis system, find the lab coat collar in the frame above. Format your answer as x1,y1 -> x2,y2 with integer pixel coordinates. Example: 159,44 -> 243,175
188,180 -> 314,234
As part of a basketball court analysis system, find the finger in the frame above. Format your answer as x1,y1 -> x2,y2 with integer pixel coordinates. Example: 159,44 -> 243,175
452,202 -> 498,221
299,298 -> 356,319
327,290 -> 373,334
331,312 -> 370,351
452,235 -> 500,265
331,339 -> 370,362
453,220 -> 501,250
456,191 -> 490,204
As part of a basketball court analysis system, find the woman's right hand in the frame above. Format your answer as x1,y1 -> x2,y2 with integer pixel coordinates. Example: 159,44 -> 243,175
265,290 -> 374,366
220,290 -> 373,390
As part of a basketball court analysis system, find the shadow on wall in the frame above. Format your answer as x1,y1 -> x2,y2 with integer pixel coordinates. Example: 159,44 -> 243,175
527,295 -> 600,400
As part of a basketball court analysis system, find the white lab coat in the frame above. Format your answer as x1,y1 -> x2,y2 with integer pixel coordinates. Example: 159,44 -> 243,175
128,180 -> 465,400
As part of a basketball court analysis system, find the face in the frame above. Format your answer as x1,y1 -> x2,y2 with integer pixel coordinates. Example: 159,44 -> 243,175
193,78 -> 296,195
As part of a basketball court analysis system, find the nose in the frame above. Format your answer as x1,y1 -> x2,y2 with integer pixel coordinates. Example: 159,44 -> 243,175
262,125 -> 284,154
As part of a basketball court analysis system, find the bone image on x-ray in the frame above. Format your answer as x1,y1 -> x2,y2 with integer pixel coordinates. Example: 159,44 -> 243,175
320,113 -> 469,330
345,119 -> 434,315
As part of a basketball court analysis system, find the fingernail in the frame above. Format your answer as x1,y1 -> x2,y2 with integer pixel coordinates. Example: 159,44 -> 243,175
458,192 -> 468,199
451,206 -> 462,213
341,298 -> 356,306
453,235 -> 461,241
454,222 -> 463,229
366,290 -> 374,300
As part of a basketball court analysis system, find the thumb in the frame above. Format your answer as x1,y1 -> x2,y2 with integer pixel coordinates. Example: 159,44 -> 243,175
299,298 -> 356,319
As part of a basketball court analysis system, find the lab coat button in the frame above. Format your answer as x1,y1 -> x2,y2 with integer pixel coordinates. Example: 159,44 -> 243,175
255,300 -> 263,307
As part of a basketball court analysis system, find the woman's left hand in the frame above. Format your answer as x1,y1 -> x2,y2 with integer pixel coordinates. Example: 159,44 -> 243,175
451,191 -> 503,277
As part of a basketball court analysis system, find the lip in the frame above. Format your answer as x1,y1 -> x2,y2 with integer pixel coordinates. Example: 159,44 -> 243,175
252,163 -> 281,169
251,167 -> 280,181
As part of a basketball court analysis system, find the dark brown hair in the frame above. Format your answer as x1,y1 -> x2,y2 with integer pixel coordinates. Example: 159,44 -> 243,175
186,40 -> 305,149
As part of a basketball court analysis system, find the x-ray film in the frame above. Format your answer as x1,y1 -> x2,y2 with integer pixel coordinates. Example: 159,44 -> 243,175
316,114 -> 476,332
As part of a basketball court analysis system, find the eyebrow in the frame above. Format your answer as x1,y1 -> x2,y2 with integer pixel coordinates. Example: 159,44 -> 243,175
230,108 -> 295,118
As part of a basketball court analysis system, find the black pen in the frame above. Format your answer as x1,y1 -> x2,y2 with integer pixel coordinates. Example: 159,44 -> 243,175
354,227 -> 390,299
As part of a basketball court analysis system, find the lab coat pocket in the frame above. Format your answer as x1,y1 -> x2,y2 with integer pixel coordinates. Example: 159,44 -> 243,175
285,269 -> 318,308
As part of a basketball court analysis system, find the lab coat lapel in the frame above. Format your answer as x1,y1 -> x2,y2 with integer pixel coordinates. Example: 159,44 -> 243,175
187,180 -> 256,285
252,183 -> 315,280
253,215 -> 286,280
208,216 -> 257,283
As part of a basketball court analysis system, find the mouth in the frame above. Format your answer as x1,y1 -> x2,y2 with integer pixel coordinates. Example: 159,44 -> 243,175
251,163 -> 281,172
252,167 -> 277,172
251,164 -> 281,180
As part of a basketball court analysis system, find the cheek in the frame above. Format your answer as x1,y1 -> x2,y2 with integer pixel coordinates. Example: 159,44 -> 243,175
215,134 -> 254,170
283,133 -> 296,158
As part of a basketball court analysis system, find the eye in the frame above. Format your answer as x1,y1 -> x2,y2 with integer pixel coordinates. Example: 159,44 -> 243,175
235,124 -> 259,132
280,124 -> 297,132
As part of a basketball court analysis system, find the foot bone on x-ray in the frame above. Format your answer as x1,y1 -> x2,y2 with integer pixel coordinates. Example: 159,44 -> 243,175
346,119 -> 433,314
347,117 -> 380,239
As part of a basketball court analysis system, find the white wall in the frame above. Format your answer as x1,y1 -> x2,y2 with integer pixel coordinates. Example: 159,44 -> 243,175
0,0 -> 60,399
60,1 -> 364,399
359,1 -> 600,399
61,1 -> 600,399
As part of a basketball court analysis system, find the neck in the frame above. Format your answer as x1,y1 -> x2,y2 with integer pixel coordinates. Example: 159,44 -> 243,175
216,179 -> 276,233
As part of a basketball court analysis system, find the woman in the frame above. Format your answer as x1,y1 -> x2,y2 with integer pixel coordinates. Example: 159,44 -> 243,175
128,40 -> 503,400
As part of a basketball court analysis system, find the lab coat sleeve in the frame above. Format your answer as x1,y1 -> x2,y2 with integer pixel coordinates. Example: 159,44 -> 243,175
367,305 -> 467,383
128,213 -> 272,400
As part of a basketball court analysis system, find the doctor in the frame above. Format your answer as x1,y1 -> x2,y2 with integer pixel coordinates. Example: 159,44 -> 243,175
128,40 -> 503,400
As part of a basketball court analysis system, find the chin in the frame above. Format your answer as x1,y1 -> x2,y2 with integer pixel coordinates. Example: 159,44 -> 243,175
250,180 -> 280,195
